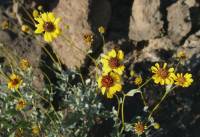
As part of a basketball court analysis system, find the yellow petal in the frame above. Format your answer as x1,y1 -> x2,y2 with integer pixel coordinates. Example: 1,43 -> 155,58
108,49 -> 116,58
101,87 -> 106,95
44,32 -> 53,42
41,13 -> 48,22
163,63 -> 167,69
47,12 -> 55,22
117,50 -> 124,60
155,63 -> 160,68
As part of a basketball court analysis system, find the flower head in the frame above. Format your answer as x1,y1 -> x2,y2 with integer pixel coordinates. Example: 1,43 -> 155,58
101,49 -> 125,75
98,26 -> 105,34
34,12 -> 61,42
1,20 -> 9,30
177,51 -> 187,60
8,74 -> 22,90
19,59 -> 30,71
98,72 -> 122,98
151,63 -> 175,85
21,25 -> 30,33
133,121 -> 146,136
83,34 -> 93,45
32,124 -> 40,135
16,99 -> 26,111
32,10 -> 39,18
134,75 -> 143,86
174,73 -> 193,87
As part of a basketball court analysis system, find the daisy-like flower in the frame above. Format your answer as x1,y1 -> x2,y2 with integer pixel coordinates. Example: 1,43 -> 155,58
97,72 -> 122,98
34,12 -> 61,42
100,49 -> 125,75
8,74 -> 23,90
177,51 -> 187,60
16,99 -> 26,111
151,63 -> 175,85
19,59 -> 30,71
133,121 -> 146,136
174,73 -> 193,87
83,33 -> 93,45
32,124 -> 40,135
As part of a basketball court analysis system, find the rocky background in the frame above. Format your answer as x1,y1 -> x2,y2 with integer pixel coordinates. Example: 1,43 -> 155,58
1,0 -> 200,137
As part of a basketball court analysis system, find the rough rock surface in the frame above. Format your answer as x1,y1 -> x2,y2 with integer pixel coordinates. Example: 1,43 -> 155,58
136,37 -> 174,63
129,0 -> 163,41
52,0 -> 111,69
167,1 -> 192,45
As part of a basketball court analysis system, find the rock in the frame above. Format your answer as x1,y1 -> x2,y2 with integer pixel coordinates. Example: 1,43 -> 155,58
136,37 -> 174,62
184,0 -> 198,7
129,0 -> 163,41
52,0 -> 111,69
167,1 -> 191,45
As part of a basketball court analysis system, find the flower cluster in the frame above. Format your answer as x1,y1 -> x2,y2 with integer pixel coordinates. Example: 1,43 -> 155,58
98,49 -> 125,98
151,63 -> 193,87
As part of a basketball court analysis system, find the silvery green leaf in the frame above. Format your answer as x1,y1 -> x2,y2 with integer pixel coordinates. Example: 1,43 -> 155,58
126,89 -> 141,96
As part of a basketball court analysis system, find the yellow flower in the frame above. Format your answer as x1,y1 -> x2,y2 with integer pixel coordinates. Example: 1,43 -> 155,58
83,34 -> 93,45
153,123 -> 160,129
19,59 -> 30,71
32,10 -> 39,18
32,124 -> 40,135
37,5 -> 43,11
133,121 -> 146,136
177,51 -> 187,60
134,75 -> 143,86
151,63 -> 175,85
34,12 -> 61,42
97,72 -> 122,98
21,25 -> 30,33
1,20 -> 9,30
8,74 -> 23,90
101,49 -> 125,75
98,26 -> 105,34
16,99 -> 26,111
174,73 -> 193,87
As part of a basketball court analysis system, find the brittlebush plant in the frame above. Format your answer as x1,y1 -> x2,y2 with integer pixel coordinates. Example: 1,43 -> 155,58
0,2 -> 194,137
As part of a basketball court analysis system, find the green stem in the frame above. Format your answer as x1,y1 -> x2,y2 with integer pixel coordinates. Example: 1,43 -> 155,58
148,90 -> 170,119
120,94 -> 126,133
137,78 -> 152,90
114,94 -> 121,117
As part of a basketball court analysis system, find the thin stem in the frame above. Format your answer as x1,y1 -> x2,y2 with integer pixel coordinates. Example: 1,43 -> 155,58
120,94 -> 126,133
137,78 -> 152,90
114,94 -> 121,117
148,90 -> 169,119
61,35 -> 98,67
42,46 -> 61,69
20,3 -> 36,25
140,92 -> 147,106
30,88 -> 62,124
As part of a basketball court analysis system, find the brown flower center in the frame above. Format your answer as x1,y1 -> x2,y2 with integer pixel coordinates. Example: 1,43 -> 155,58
101,75 -> 114,88
18,101 -> 25,106
12,78 -> 20,86
109,58 -> 120,69
177,76 -> 186,84
157,68 -> 168,79
43,22 -> 55,32
134,122 -> 145,135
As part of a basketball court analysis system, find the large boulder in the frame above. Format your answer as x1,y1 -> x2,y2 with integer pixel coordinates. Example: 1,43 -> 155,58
129,0 -> 163,41
167,1 -> 192,45
52,0 -> 111,69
